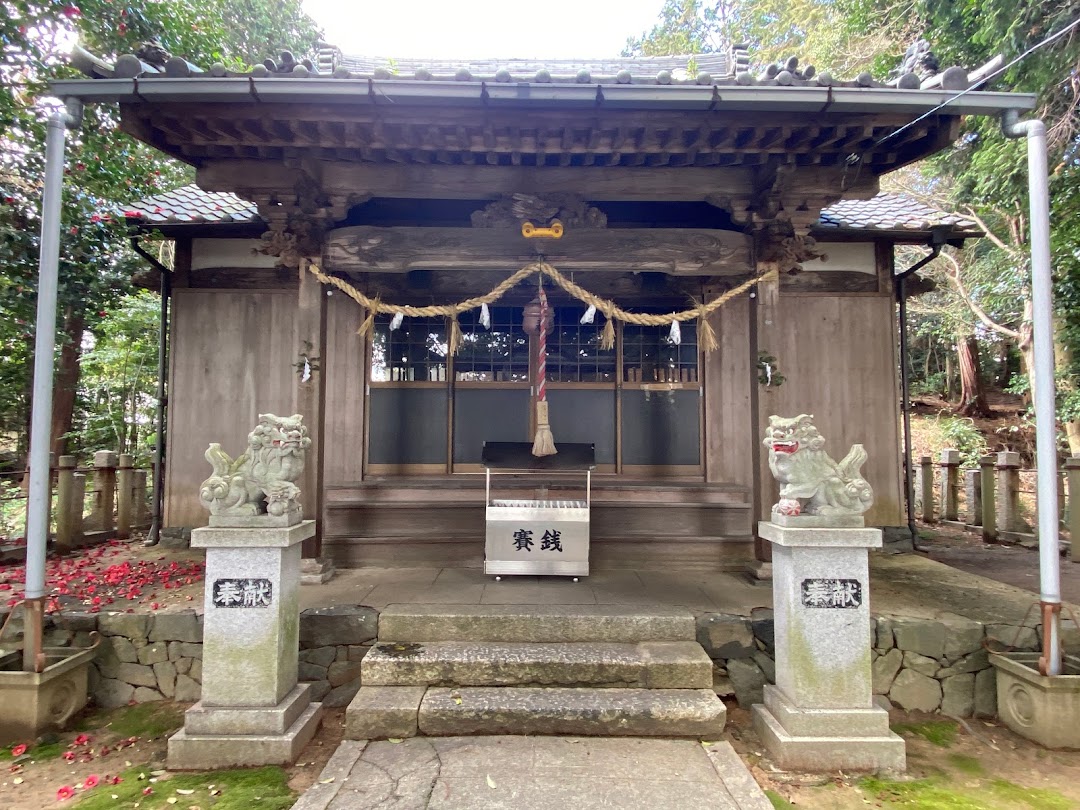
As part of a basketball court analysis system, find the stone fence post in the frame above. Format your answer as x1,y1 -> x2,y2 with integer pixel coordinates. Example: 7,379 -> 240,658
1067,455 -> 1080,560
920,456 -> 935,523
132,470 -> 149,526
116,454 -> 134,539
980,455 -> 997,542
939,449 -> 961,522
964,468 -> 982,527
55,455 -> 80,549
91,451 -> 118,535
996,451 -> 1025,535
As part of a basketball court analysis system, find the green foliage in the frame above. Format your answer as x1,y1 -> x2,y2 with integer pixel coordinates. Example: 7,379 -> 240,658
73,291 -> 159,463
72,765 -> 295,810
0,1 -> 321,458
935,415 -> 990,467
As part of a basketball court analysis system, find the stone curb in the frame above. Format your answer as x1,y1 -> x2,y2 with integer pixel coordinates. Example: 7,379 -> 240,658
288,740 -> 368,810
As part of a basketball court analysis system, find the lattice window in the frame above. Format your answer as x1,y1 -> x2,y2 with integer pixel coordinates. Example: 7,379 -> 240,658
546,307 -> 617,383
454,307 -> 529,382
622,318 -> 699,383
370,316 -> 448,382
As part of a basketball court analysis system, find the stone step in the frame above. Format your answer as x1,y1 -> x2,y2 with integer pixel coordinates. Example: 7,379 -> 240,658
377,604 -> 696,643
417,686 -> 727,739
362,641 -> 713,688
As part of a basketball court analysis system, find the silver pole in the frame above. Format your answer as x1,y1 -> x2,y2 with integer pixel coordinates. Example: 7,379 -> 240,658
1003,110 -> 1060,675
23,102 -> 79,671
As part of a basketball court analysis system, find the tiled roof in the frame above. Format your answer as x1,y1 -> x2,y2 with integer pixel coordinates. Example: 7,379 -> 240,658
816,193 -> 979,234
122,186 -> 261,224
124,185 -> 979,238
334,52 -> 738,84
70,39 -> 976,92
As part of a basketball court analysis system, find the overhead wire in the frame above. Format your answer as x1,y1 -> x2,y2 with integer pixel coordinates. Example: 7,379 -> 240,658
852,16 -> 1080,162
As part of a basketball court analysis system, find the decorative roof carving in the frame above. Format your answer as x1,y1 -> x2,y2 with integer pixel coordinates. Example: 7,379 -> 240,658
470,194 -> 607,229
892,39 -> 940,82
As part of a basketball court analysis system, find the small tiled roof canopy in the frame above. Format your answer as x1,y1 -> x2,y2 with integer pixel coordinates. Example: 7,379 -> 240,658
124,185 -> 981,242
816,194 -> 979,235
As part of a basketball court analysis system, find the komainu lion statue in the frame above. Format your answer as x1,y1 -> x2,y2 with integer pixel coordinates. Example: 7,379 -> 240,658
764,414 -> 873,517
199,414 -> 311,517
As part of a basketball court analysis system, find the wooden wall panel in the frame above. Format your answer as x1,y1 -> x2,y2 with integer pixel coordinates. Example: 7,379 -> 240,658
322,292 -> 366,485
164,290 -> 298,527
704,296 -> 754,486
755,294 -> 903,527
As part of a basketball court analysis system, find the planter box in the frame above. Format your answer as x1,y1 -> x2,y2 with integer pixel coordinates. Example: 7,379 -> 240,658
991,651 -> 1080,749
0,646 -> 97,745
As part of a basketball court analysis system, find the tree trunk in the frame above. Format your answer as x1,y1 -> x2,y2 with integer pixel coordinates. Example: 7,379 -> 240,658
1052,314 -> 1080,455
1018,299 -> 1035,409
956,334 -> 992,417
945,352 -> 956,400
50,309 -> 85,458
996,340 -> 1012,388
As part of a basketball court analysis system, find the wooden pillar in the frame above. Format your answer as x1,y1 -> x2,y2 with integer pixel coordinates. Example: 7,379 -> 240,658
939,449 -> 960,522
1066,455 -> 1080,560
964,468 -> 982,526
996,450 -> 1024,535
55,455 -> 77,549
919,456 -> 935,523
980,455 -> 997,542
116,453 -> 134,539
92,450 -> 117,535
295,258 -> 327,559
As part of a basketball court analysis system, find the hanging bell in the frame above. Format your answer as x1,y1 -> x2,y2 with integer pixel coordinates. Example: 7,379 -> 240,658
390,312 -> 404,331
580,304 -> 596,325
522,295 -> 555,335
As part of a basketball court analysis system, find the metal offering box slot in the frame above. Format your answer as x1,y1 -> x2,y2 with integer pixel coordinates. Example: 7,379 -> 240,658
482,442 -> 594,578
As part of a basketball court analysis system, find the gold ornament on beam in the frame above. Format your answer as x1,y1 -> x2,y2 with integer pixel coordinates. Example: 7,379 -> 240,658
521,220 -> 564,239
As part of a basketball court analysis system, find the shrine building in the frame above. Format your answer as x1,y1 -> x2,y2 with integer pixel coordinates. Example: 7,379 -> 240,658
56,42 -> 1031,573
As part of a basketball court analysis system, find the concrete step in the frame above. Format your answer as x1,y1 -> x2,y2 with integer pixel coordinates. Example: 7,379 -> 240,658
362,641 -> 713,688
417,686 -> 727,739
377,604 -> 696,643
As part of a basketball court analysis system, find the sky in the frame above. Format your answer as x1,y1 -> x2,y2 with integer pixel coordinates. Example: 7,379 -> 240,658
302,0 -> 667,60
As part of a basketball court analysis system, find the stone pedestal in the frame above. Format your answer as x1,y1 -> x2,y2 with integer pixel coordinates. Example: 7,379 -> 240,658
751,519 -> 905,773
168,519 -> 323,770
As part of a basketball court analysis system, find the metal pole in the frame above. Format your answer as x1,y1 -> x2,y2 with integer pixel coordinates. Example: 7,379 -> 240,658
897,275 -> 918,547
23,102 -> 80,672
130,239 -> 171,546
1003,110 -> 1060,675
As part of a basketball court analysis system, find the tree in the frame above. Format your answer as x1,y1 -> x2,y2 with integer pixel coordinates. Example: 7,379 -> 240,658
0,1 -> 322,460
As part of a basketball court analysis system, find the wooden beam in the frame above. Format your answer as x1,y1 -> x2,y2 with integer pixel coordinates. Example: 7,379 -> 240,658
322,225 -> 753,276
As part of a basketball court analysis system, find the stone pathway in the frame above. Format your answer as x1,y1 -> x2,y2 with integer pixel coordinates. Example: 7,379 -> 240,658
291,737 -> 772,810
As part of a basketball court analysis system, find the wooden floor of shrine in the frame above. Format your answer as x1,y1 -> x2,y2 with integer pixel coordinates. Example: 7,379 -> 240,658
323,476 -> 755,571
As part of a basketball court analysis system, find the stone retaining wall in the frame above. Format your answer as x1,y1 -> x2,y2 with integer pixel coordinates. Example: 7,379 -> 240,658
44,605 -> 378,710
697,609 -> 1052,718
32,604 -> 1048,720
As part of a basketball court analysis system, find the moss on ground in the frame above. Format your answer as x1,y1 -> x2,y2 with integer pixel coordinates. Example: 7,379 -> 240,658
859,774 -> 1072,809
73,765 -> 295,810
765,789 -> 797,808
0,741 -> 65,761
77,701 -> 186,740
948,753 -> 986,776
892,719 -> 958,747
